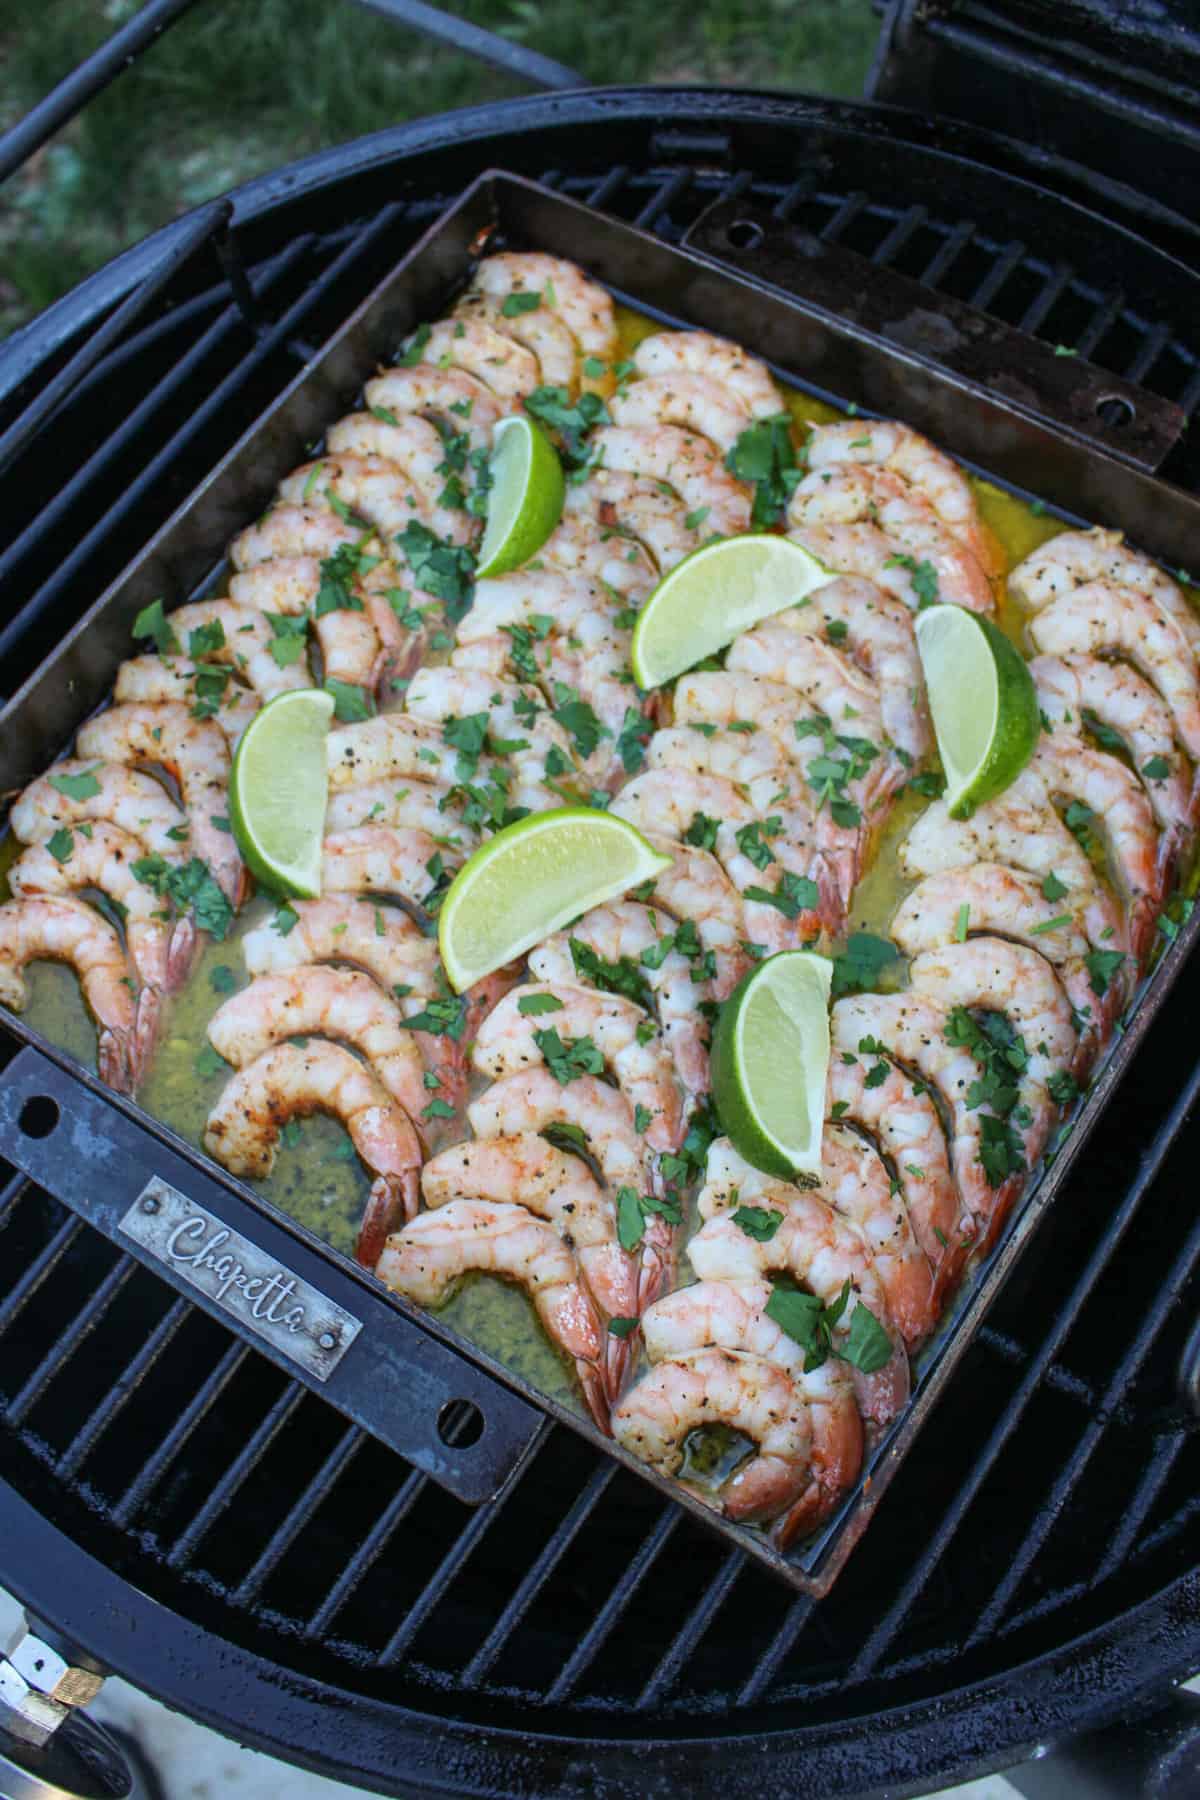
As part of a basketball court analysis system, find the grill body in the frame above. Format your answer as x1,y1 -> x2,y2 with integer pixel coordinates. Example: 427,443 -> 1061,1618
1,89 -> 1199,1800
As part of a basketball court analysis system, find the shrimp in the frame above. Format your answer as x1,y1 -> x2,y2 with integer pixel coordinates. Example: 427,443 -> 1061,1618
231,502 -> 361,571
591,427 -> 752,538
613,1348 -> 815,1525
326,412 -> 482,539
1030,735 -> 1163,961
376,1199 -> 609,1432
908,938 -> 1080,1088
468,1069 -> 656,1205
760,576 -> 932,762
473,982 -> 683,1153
536,513 -> 658,598
114,657 -> 260,747
612,769 -> 824,951
322,826 -> 461,913
75,703 -> 244,906
826,1056 -> 967,1296
529,901 -> 714,1101
833,991 -> 1048,1247
687,1187 -> 910,1425
13,761 -> 188,862
167,599 -> 313,699
239,894 -> 457,1096
0,896 -> 138,1092
565,470 -> 703,573
1009,527 -> 1200,650
899,769 -> 1127,959
323,776 -> 479,849
405,666 -> 577,803
635,833 -> 752,999
1032,652 -> 1195,844
789,516 -> 993,614
203,1041 -> 422,1263
611,374 -> 751,454
1026,583 -> 1200,762
632,332 -> 783,420
726,624 -> 887,747
279,455 -> 470,548
460,569 -> 612,644
228,559 -> 386,698
471,253 -> 618,359
638,1279 -> 862,1537
453,290 -> 580,392
364,364 -> 502,454
10,821 -> 180,994
326,713 -> 490,789
207,967 -> 429,1127
891,864 -> 1113,1061
403,317 -> 540,403
805,419 -> 1000,578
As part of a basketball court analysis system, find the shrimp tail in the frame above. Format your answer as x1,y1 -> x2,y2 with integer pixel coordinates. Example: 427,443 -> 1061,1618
637,1216 -> 677,1314
605,1323 -> 637,1400
166,914 -> 199,991
463,959 -> 524,1041
852,1338 -> 911,1429
773,1482 -> 827,1549
97,1025 -> 136,1095
133,984 -> 164,1084
356,1170 -> 419,1270
578,1356 -> 612,1435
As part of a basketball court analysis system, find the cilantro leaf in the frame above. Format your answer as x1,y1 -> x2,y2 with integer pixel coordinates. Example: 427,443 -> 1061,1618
732,1205 -> 783,1241
725,414 -> 802,527
517,993 -> 565,1016
501,290 -> 542,316
395,520 -> 475,621
523,385 -> 609,462
46,828 -> 74,864
49,766 -> 103,802
324,680 -> 374,723
830,933 -> 901,998
132,599 -> 179,655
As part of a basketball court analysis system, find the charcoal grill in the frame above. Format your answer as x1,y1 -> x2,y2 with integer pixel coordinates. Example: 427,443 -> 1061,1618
1,3 -> 1200,1795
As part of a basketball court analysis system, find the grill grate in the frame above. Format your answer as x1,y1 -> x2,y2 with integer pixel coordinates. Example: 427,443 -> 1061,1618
1,109 -> 1198,1779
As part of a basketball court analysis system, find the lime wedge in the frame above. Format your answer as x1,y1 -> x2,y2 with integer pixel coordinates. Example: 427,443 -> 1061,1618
915,604 -> 1039,820
475,414 -> 565,579
630,535 -> 830,690
230,689 -> 334,897
438,807 -> 670,992
710,951 -> 832,1181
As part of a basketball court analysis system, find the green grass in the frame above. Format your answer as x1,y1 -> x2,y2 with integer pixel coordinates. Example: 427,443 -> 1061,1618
0,0 -> 876,339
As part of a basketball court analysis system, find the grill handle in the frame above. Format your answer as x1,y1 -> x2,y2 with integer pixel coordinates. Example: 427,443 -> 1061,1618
681,193 -> 1186,475
0,1048 -> 545,1506
1008,1688 -> 1200,1800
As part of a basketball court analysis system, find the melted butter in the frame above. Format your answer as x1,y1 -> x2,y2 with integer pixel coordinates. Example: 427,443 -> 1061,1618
2,303 -> 1117,1422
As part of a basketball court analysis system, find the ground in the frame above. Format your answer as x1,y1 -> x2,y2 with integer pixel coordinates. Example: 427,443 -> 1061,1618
0,0 -> 877,338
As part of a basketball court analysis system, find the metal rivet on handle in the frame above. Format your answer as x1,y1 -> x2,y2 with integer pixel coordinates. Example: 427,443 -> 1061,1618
318,1331 -> 338,1351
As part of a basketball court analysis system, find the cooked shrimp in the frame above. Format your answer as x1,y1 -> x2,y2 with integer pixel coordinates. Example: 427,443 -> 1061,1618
632,331 -> 783,419
761,576 -> 932,762
421,1134 -> 638,1391
364,364 -> 501,454
1010,527 -> 1200,649
322,826 -> 462,913
207,967 -> 429,1126
529,900 -> 714,1101
12,762 -> 188,862
611,373 -> 751,454
826,1055 -> 966,1292
688,1188 -> 909,1425
638,1278 -> 862,1536
278,455 -> 470,548
453,290 -> 580,392
790,517 -> 993,614
168,598 -> 313,699
405,665 -> 577,803
405,317 -> 540,403
10,822 -> 179,994
833,991 -> 1050,1245
75,703 -> 244,906
635,833 -> 752,999
114,657 -> 260,747
327,412 -> 481,538
472,253 -> 617,359
891,864 -> 1109,1061
203,1041 -> 422,1262
591,427 -> 752,538
241,896 -> 440,1019
613,1348 -> 814,1523
899,769 -> 1127,958
326,713 -> 489,789
1026,583 -> 1200,762
460,569 -> 611,644
228,559 -> 386,697
1032,652 -> 1194,842
612,769 -> 824,950
536,513 -> 658,598
473,982 -> 683,1154
565,470 -> 704,572
323,776 -> 479,849
726,624 -> 887,746
377,1198 -> 609,1431
908,938 -> 1080,1088
468,1068 -> 655,1200
1030,734 -> 1163,961
0,896 -> 138,1092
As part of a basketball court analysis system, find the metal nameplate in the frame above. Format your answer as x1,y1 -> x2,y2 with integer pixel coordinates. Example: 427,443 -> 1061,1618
120,1177 -> 362,1381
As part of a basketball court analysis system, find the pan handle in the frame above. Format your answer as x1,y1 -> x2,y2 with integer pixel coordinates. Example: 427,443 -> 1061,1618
680,193 -> 1185,475
0,1047 -> 545,1505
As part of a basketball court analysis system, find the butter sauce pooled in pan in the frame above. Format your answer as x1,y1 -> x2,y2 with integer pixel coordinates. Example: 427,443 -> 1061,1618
2,245 -> 1197,1550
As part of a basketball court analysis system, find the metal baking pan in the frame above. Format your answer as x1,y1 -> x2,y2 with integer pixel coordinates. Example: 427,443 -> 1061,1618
3,169 -> 1199,1594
